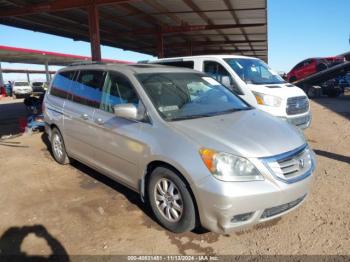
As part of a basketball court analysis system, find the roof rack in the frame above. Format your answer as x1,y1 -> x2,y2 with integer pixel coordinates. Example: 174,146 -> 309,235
67,61 -> 105,67
129,64 -> 166,68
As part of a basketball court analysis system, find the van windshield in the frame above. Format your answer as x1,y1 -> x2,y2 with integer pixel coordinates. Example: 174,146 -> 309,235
224,58 -> 286,85
137,73 -> 251,121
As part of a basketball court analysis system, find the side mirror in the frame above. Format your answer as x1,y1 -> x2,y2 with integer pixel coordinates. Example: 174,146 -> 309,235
113,103 -> 147,122
221,76 -> 243,95
113,103 -> 138,120
221,76 -> 231,88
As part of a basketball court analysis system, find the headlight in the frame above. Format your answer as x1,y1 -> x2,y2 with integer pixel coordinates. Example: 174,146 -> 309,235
253,92 -> 282,107
199,149 -> 264,182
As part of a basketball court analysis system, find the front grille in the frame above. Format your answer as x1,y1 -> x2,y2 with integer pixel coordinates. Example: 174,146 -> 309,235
286,96 -> 309,115
263,145 -> 314,183
261,195 -> 306,219
277,150 -> 307,179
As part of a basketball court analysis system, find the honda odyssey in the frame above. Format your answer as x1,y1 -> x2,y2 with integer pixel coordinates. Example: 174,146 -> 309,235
44,63 -> 316,234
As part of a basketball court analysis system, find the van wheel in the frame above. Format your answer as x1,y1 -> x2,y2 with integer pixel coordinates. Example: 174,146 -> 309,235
51,128 -> 70,165
148,167 -> 196,233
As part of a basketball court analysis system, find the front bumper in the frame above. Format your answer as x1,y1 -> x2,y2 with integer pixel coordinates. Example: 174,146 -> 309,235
194,173 -> 313,234
287,114 -> 312,129
279,113 -> 312,129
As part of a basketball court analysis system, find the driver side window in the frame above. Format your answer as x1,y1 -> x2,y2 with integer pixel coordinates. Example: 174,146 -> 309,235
100,72 -> 139,113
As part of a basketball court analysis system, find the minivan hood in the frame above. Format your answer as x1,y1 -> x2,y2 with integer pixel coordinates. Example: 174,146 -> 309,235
169,109 -> 306,158
247,83 -> 307,99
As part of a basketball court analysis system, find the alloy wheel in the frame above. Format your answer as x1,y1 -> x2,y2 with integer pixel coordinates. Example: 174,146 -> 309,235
154,178 -> 183,222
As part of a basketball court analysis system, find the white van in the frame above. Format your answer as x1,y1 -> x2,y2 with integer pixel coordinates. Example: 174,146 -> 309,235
151,55 -> 311,129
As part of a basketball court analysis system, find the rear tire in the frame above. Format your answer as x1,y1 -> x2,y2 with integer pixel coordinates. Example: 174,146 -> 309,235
50,128 -> 70,165
327,89 -> 341,98
148,167 -> 196,233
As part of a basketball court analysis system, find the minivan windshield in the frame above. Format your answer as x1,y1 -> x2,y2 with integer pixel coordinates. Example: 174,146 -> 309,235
224,58 -> 286,85
137,73 -> 250,121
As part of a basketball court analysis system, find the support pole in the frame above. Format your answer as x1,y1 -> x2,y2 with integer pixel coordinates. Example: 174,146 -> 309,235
187,40 -> 193,56
0,62 -> 4,87
88,4 -> 101,61
45,62 -> 50,83
26,72 -> 30,83
156,32 -> 164,58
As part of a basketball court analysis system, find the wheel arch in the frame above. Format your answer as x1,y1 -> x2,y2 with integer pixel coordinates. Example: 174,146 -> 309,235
141,160 -> 201,227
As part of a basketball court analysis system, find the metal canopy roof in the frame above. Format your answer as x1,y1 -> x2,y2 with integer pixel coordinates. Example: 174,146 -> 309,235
0,45 -> 130,65
0,0 -> 268,60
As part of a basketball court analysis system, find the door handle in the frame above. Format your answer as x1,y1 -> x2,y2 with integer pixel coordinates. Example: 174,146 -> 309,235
81,113 -> 89,120
95,118 -> 104,125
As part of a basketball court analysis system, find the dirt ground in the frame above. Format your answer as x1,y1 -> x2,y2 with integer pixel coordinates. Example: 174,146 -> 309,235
0,94 -> 349,257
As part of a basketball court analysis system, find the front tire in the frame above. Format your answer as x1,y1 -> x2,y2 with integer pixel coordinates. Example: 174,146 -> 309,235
50,128 -> 70,165
148,167 -> 196,233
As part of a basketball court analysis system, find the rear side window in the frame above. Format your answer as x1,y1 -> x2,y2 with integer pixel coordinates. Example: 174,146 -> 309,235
155,61 -> 194,69
100,72 -> 139,113
51,71 -> 76,99
71,70 -> 105,108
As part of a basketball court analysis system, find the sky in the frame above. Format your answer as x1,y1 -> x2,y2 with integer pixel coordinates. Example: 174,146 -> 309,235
268,0 -> 350,72
0,0 -> 350,81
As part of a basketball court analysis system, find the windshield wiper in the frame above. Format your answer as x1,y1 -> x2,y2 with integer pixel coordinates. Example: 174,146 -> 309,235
211,107 -> 252,116
170,114 -> 214,121
170,107 -> 252,121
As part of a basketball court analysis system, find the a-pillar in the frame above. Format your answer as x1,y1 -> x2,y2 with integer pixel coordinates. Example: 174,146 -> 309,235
88,4 -> 101,61
26,72 -> 30,83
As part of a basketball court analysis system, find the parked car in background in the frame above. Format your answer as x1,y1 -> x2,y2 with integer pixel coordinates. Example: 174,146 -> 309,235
287,56 -> 345,82
336,75 -> 350,89
151,55 -> 311,129
31,81 -> 46,93
44,63 -> 316,234
12,81 -> 32,98
344,73 -> 350,86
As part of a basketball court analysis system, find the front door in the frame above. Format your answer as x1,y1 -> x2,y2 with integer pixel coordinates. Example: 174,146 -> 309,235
92,71 -> 146,189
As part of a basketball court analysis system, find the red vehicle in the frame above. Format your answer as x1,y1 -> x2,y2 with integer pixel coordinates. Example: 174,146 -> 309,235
287,56 -> 345,82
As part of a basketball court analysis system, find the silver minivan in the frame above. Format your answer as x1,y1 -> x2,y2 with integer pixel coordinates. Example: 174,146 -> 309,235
44,63 -> 316,234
